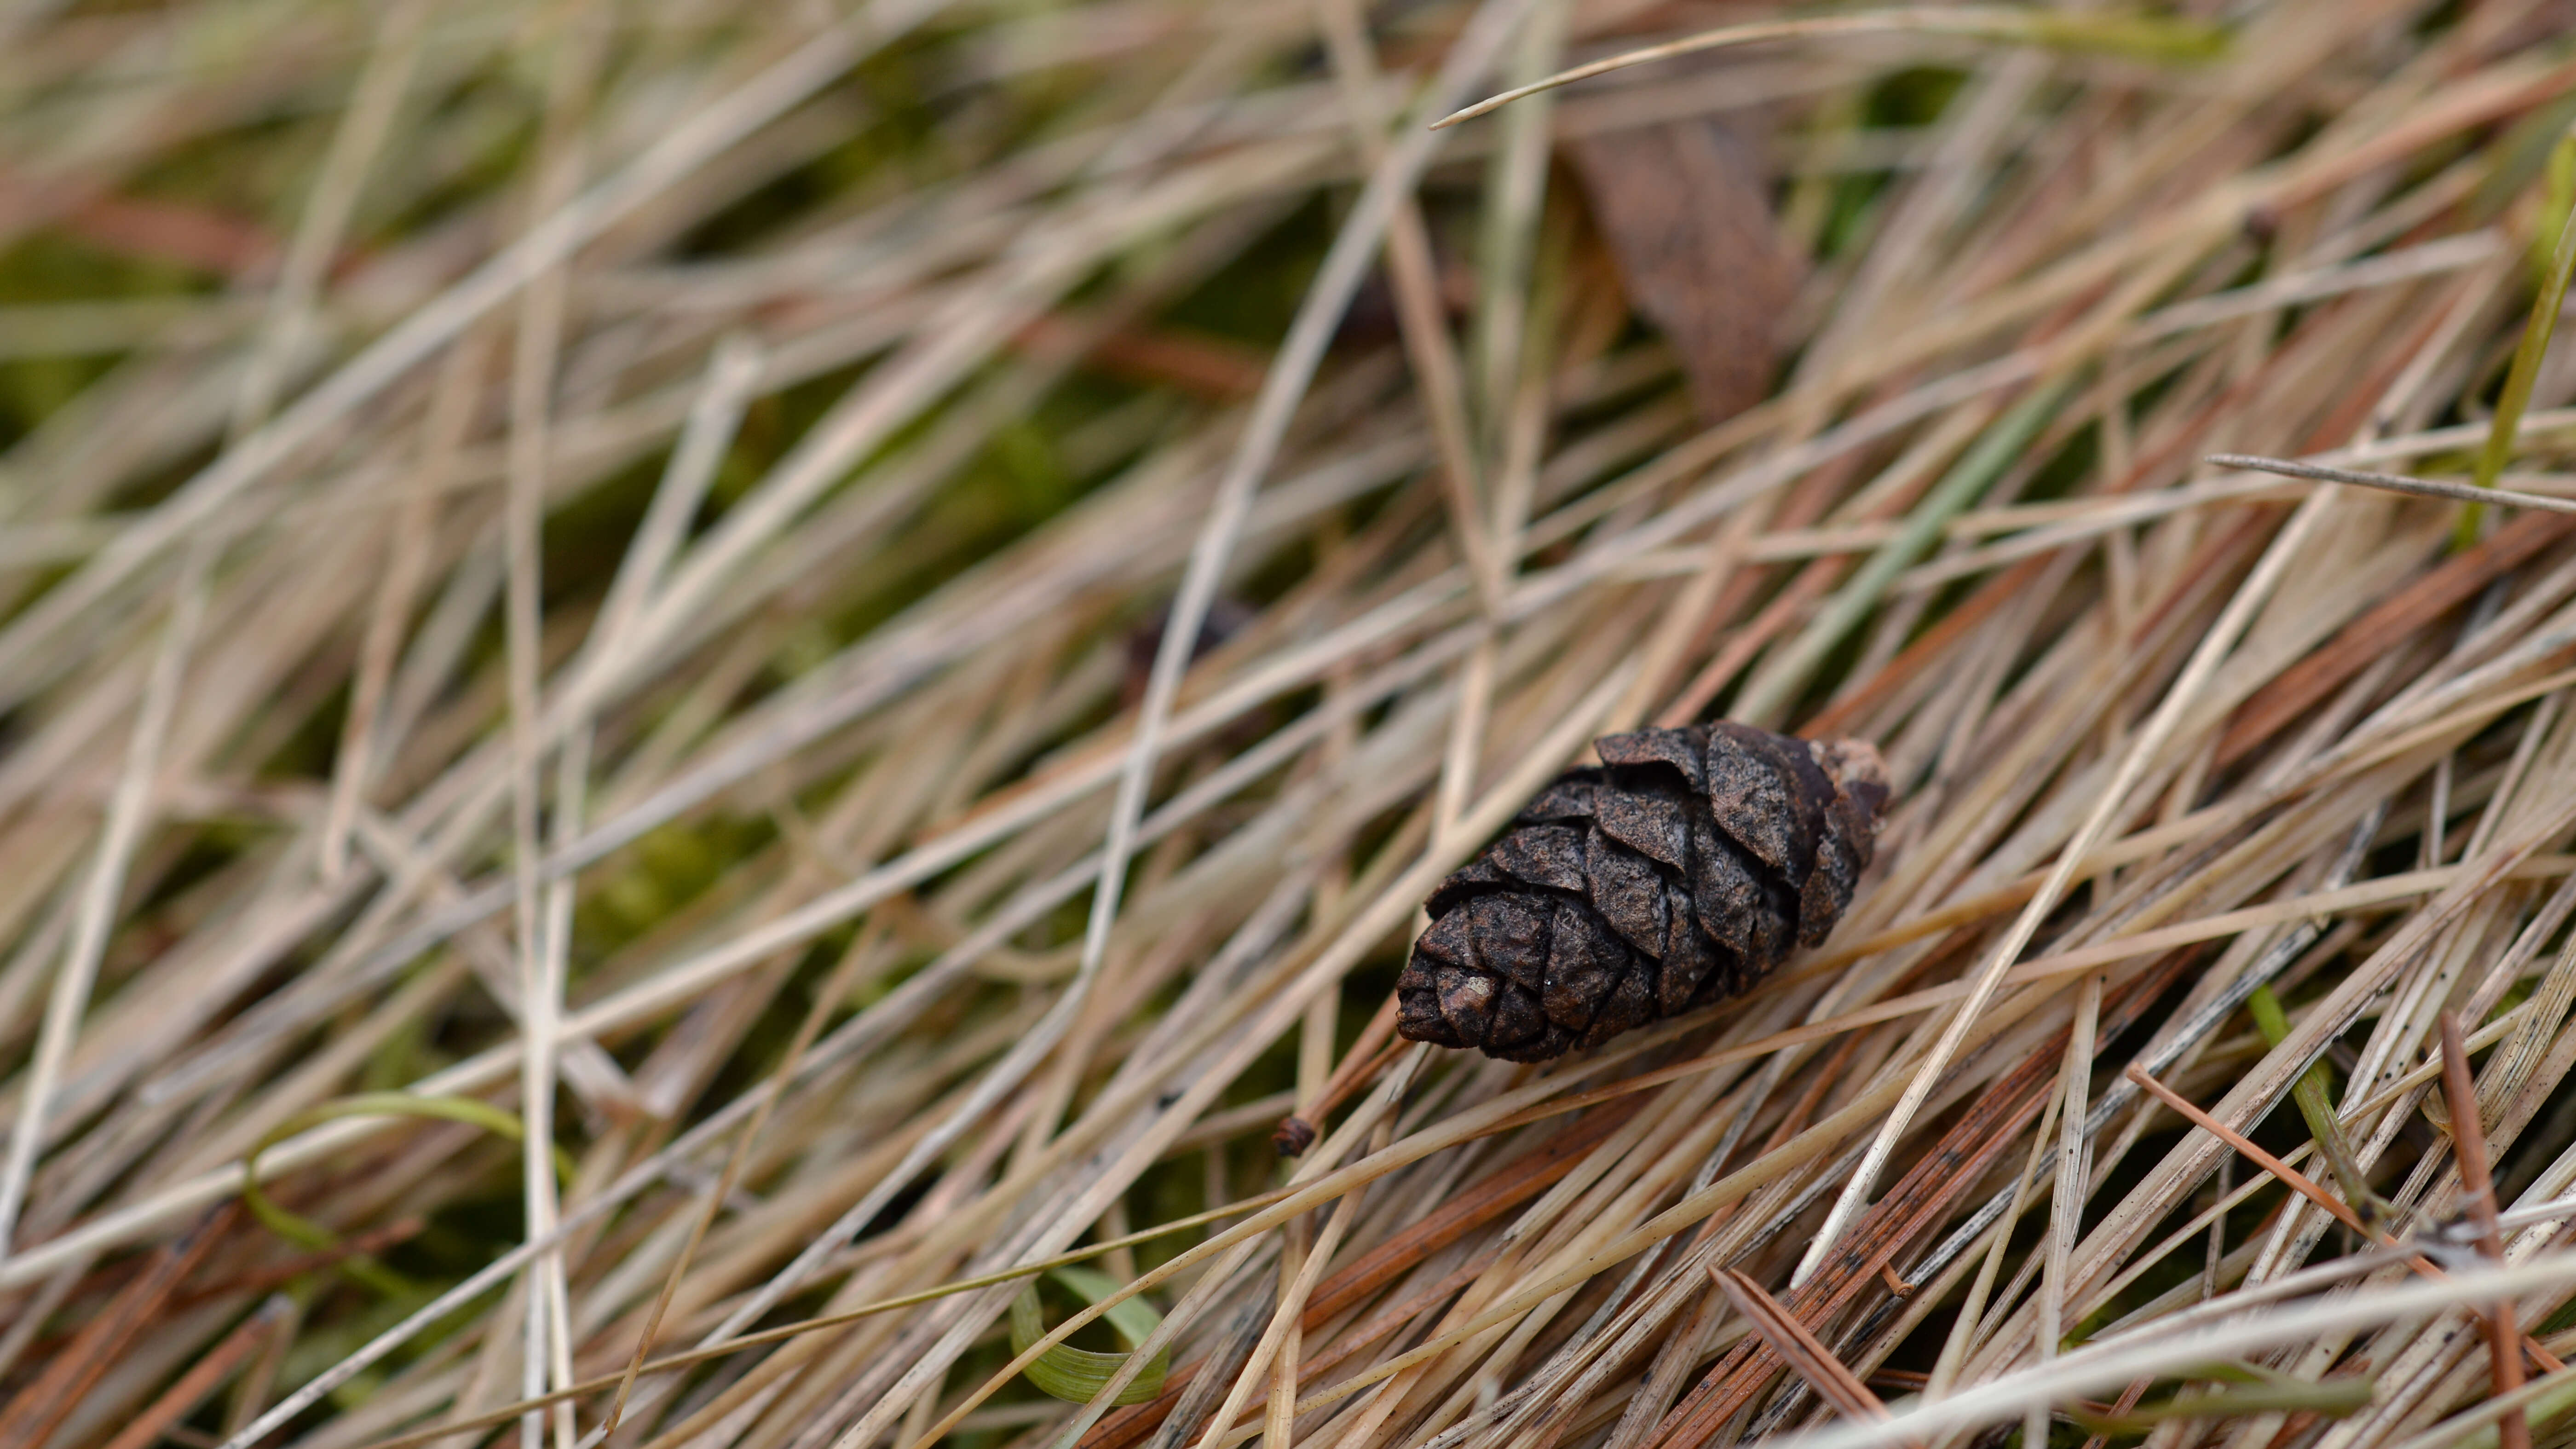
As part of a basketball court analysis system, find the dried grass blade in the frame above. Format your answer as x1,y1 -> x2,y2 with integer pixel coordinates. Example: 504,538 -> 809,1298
1795,474 -> 2335,1285
2468,135 -> 2576,544
2213,508 -> 2576,766
1432,7 -> 2224,129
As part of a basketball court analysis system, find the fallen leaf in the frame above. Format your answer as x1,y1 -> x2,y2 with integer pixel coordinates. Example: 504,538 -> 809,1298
1568,114 -> 1806,423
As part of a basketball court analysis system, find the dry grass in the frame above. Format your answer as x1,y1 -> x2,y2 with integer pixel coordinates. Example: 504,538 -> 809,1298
10,5 -> 2576,1449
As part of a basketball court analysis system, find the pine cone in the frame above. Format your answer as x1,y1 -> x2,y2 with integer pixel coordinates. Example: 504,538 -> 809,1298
1397,723 -> 1890,1062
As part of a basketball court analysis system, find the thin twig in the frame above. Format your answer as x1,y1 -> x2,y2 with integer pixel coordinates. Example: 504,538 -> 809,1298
2207,452 -> 2576,516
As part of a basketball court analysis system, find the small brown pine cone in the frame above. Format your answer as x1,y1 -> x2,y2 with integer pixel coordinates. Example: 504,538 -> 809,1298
1396,723 -> 1890,1062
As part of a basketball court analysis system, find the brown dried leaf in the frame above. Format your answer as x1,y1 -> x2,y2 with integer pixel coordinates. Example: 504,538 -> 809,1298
1567,115 -> 1806,424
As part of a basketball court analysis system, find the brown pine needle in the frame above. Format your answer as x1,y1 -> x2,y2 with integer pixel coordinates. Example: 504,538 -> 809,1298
1708,1266 -> 1913,1440
98,1297 -> 293,1449
0,1206 -> 234,1448
2443,1010 -> 2530,1449
2124,1065 -> 2567,1374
